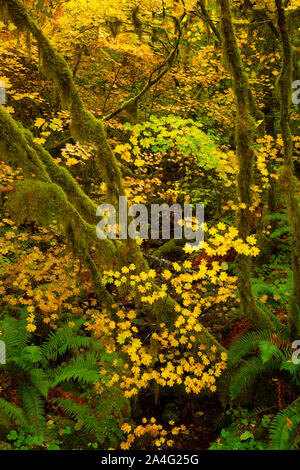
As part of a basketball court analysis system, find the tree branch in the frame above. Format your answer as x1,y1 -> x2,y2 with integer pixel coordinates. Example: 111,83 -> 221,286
104,16 -> 183,121
195,0 -> 221,42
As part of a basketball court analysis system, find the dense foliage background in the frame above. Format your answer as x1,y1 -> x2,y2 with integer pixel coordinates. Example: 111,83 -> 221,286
0,0 -> 300,450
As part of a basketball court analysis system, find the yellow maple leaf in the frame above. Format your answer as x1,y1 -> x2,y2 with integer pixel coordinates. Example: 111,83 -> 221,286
34,118 -> 46,128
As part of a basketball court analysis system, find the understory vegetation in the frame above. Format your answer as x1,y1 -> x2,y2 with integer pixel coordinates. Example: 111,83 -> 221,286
0,0 -> 300,451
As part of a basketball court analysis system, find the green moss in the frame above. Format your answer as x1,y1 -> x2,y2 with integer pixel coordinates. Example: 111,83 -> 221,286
276,0 -> 300,336
218,0 -> 274,330
24,129 -> 99,226
5,179 -> 116,304
152,239 -> 185,259
0,441 -> 13,450
0,106 -> 50,182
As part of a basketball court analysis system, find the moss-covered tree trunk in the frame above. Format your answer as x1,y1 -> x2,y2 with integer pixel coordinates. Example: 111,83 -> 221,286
218,0 -> 274,330
0,0 -> 147,273
0,0 -> 225,352
275,0 -> 300,337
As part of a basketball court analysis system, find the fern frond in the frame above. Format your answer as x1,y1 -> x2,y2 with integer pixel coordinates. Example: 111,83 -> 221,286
19,385 -> 46,436
229,357 -> 281,399
0,397 -> 27,428
280,360 -> 300,384
29,368 -> 50,397
50,352 -> 101,387
0,316 -> 30,357
53,398 -> 106,443
269,397 -> 300,449
41,318 -> 89,361
228,330 -> 274,368
263,212 -> 289,224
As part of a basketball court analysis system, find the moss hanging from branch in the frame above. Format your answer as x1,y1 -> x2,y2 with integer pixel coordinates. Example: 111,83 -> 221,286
275,0 -> 300,337
0,0 -> 227,354
0,104 -> 117,260
24,129 -> 100,226
5,178 -> 114,305
218,0 -> 274,330
0,0 -> 147,272
0,107 -> 50,182
6,179 -> 92,250
0,106 -> 97,224
0,104 -> 120,307
0,0 -> 124,203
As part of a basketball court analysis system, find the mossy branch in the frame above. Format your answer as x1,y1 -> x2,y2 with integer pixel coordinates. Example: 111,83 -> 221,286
5,178 -> 114,305
0,104 -> 120,309
218,0 -> 274,330
0,106 -> 50,183
195,0 -> 221,42
0,0 -> 124,205
0,0 -> 226,354
104,19 -> 183,122
0,0 -> 146,271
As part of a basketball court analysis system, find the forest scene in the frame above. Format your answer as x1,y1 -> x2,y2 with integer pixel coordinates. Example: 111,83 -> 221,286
0,0 -> 300,453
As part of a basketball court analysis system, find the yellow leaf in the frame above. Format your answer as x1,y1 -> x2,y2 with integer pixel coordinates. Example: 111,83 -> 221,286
65,158 -> 79,166
33,137 -> 46,145
34,118 -> 46,128
134,159 -> 144,167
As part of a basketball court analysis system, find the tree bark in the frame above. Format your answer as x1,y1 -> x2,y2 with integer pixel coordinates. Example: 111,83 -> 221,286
0,0 -> 225,351
218,0 -> 275,329
275,0 -> 300,337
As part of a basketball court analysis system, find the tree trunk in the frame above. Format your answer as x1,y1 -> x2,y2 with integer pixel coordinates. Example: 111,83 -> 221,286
0,0 -> 225,352
275,0 -> 300,337
218,0 -> 274,329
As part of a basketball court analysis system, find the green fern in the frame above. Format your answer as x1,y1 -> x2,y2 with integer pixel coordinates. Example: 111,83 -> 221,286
41,318 -> 90,362
269,397 -> 300,449
19,385 -> 46,437
263,212 -> 289,224
0,315 -> 122,440
53,398 -> 124,446
50,352 -> 104,386
227,329 -> 274,368
1,316 -> 30,356
0,398 -> 27,429
228,327 -> 297,401
230,356 -> 282,399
